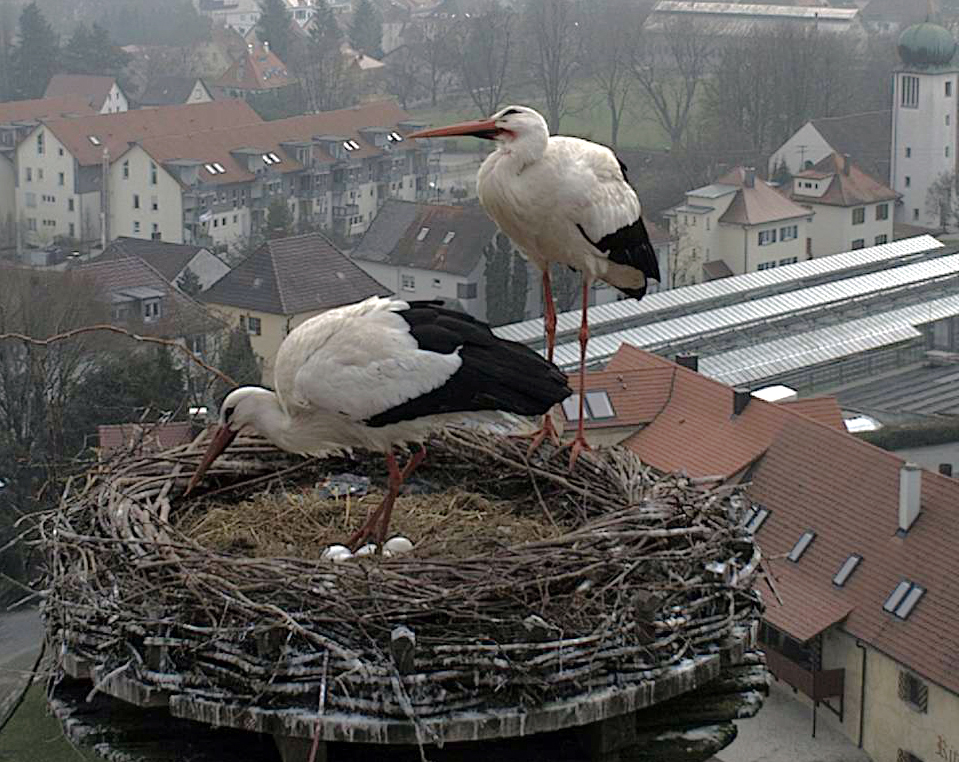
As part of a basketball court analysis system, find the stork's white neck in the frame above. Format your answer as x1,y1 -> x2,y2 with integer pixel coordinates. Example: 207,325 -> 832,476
496,125 -> 548,171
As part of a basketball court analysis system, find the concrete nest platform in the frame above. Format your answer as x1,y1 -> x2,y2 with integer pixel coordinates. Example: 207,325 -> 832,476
38,429 -> 767,761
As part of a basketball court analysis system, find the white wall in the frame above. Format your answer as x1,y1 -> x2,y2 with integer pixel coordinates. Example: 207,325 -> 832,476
0,153 -> 14,241
806,201 -> 894,257
769,122 -> 835,176
187,81 -> 214,105
184,249 -> 231,291
351,259 -> 487,319
16,126 -> 81,246
891,69 -> 958,228
100,83 -> 129,114
109,146 -> 184,244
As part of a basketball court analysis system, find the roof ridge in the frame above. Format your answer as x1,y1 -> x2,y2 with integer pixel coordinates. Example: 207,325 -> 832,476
265,239 -> 290,315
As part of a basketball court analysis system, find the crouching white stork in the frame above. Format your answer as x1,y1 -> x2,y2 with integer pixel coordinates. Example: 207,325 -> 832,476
185,297 -> 571,549
410,106 -> 661,469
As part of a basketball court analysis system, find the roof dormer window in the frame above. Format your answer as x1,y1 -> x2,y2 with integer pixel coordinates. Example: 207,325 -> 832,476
88,135 -> 101,146
442,231 -> 455,244
416,226 -> 430,241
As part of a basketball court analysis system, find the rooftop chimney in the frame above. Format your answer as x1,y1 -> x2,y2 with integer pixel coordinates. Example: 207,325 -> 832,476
675,353 -> 699,372
743,167 -> 756,188
842,153 -> 851,176
263,40 -> 270,52
899,463 -> 922,533
733,387 -> 751,416
939,463 -> 953,477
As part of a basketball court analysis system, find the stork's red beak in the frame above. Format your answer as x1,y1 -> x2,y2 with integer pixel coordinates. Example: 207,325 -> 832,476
185,425 -> 239,495
409,118 -> 501,141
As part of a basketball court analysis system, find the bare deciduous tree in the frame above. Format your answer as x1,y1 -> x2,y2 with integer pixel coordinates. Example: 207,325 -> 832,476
630,17 -> 714,153
384,43 -> 421,109
451,1 -> 514,117
296,10 -> 357,113
926,171 -> 957,230
411,15 -> 454,108
521,0 -> 582,133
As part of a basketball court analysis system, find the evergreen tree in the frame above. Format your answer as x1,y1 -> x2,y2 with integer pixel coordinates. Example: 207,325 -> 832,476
215,328 -> 262,402
0,3 -> 16,102
298,2 -> 355,112
10,2 -> 60,100
265,198 -> 293,238
484,233 -> 528,326
349,0 -> 383,58
257,0 -> 293,65
176,267 -> 203,297
770,157 -> 791,186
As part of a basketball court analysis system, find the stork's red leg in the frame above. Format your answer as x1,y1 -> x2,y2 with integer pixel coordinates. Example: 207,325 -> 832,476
522,270 -> 562,457
346,446 -> 426,550
567,278 -> 593,471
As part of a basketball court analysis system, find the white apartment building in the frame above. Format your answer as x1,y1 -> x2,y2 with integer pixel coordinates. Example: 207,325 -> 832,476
664,167 -> 811,284
14,100 -> 262,249
891,22 -> 959,228
780,153 -> 898,257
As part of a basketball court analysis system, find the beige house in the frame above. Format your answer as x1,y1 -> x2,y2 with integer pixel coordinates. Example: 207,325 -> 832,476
14,100 -> 262,248
44,74 -> 130,114
200,233 -> 391,383
780,153 -> 899,257
664,167 -> 811,283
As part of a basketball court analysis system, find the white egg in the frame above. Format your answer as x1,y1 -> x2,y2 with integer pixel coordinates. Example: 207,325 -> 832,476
383,536 -> 414,557
321,544 -> 353,563
355,543 -> 378,557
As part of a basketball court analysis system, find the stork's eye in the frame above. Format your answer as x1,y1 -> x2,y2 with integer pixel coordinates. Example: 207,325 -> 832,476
223,406 -> 235,423
501,108 -> 521,117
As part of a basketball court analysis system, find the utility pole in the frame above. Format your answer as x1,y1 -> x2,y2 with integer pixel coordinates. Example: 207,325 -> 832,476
100,147 -> 109,249
797,145 -> 808,169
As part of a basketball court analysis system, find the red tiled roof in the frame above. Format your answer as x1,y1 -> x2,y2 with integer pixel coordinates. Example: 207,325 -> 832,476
40,100 -> 263,166
716,167 -> 809,226
98,422 -> 195,456
781,397 -> 845,430
750,416 -> 959,694
44,74 -> 119,106
761,566 -> 853,642
0,95 -> 97,125
211,42 -> 296,91
139,100 -> 414,186
784,153 -> 898,207
559,367 -> 676,431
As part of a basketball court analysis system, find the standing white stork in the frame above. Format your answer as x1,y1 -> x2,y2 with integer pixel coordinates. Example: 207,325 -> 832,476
410,106 -> 661,469
185,296 -> 571,549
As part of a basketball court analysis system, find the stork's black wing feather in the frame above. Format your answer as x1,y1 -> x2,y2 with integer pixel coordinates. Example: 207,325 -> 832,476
577,216 -> 661,300
365,301 -> 571,427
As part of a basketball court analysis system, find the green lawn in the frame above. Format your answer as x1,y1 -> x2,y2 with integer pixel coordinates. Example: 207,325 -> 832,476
0,685 -> 100,762
408,81 -> 672,151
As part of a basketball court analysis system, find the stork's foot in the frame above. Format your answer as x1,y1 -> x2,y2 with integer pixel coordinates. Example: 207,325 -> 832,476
562,433 -> 592,472
346,493 -> 396,551
515,413 -> 561,458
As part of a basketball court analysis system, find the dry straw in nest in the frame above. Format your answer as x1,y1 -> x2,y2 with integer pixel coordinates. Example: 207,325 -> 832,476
38,428 -> 762,728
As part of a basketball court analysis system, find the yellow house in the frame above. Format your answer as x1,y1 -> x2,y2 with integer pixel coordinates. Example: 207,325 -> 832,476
200,232 -> 391,385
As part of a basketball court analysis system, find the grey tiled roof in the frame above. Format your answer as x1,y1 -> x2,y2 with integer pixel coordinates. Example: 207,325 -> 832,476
97,237 -> 212,283
201,233 -> 391,315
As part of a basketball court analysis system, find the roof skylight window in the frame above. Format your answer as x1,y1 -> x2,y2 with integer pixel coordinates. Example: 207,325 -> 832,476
561,391 -> 616,422
788,531 -> 816,562
388,131 -> 404,142
833,554 -> 861,587
442,231 -> 455,244
262,154 -> 277,165
745,507 -> 770,534
88,135 -> 101,146
204,163 -> 217,174
268,152 -> 281,163
416,226 -> 430,241
343,140 -> 361,152
213,162 -> 226,173
884,580 -> 925,619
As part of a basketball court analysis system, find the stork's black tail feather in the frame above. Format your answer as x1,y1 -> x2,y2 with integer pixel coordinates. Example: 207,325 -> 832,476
365,301 -> 571,427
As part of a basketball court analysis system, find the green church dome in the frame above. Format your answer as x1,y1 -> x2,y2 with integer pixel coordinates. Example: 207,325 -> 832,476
898,22 -> 957,68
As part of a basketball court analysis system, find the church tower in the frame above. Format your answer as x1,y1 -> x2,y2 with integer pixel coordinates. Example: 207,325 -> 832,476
891,21 -> 959,228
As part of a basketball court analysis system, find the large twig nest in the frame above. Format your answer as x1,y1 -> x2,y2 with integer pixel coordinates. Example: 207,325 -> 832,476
40,429 -> 762,731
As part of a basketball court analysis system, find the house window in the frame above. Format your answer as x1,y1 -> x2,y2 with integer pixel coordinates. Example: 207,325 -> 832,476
905,147 -> 912,158
898,672 -> 928,713
787,531 -> 815,562
851,239 -> 865,249
239,315 -> 246,330
150,162 -> 158,185
151,196 -> 158,211
905,176 -> 911,187
948,146 -> 952,158
69,223 -> 75,237
913,208 -> 920,221
133,194 -> 140,209
852,207 -> 865,225
833,554 -> 861,586
58,172 -> 64,186
36,132 -> 43,154
247,316 -> 262,335
758,229 -> 776,246
68,198 -> 74,212
884,580 -> 925,619
457,282 -> 477,299
948,81 -> 953,97
142,299 -> 161,321
133,221 -> 140,233
876,203 -> 889,220
901,75 -> 919,108
25,192 -> 36,208
37,168 -> 43,180
27,218 -> 36,231
778,257 -> 798,266
875,234 -> 888,245
122,160 -> 129,179
561,390 -> 616,421
432,278 -> 442,288
744,507 -> 770,533
25,167 -> 31,182
780,225 -> 798,241
416,226 -> 430,241
757,261 -> 777,270
401,274 -> 416,291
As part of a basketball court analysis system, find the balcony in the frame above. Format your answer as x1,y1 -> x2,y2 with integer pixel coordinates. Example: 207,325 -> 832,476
332,204 -> 359,219
762,644 -> 844,702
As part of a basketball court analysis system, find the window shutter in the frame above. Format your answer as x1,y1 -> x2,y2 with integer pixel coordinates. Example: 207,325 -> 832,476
898,670 -> 908,701
915,680 -> 928,712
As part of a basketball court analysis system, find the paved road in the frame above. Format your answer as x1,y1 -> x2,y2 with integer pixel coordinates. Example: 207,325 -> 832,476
0,609 -> 43,708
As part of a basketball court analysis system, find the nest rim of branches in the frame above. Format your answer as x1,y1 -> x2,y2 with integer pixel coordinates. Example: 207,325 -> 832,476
39,428 -> 762,741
